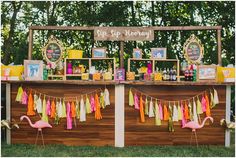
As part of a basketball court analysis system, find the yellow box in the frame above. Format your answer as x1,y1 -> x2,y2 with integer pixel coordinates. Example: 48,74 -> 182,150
68,50 -> 83,59
217,66 -> 235,82
126,72 -> 135,81
93,73 -> 101,81
1,65 -> 24,78
104,72 -> 112,80
154,73 -> 162,81
81,73 -> 89,80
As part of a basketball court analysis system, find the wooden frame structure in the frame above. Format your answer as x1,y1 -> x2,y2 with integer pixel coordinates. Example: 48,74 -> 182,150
28,26 -> 223,66
3,25 -> 231,148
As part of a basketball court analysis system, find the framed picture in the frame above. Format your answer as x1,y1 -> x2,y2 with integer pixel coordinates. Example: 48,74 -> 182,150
24,60 -> 43,80
133,49 -> 142,59
197,65 -> 217,82
42,35 -> 65,64
92,48 -> 106,58
151,48 -> 167,59
183,34 -> 204,64
115,68 -> 125,81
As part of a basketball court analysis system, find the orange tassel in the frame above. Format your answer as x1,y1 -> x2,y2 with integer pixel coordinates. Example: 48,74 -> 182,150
163,103 -> 169,121
205,93 -> 211,117
71,101 -> 76,118
50,100 -> 56,118
184,102 -> 190,120
139,96 -> 145,123
95,94 -> 102,120
27,91 -> 35,116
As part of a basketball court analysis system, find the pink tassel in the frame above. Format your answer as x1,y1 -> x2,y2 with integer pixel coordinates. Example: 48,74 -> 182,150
201,96 -> 207,112
181,103 -> 186,127
90,95 -> 95,112
66,102 -> 72,129
134,93 -> 139,110
21,90 -> 28,105
158,102 -> 163,120
46,99 -> 51,116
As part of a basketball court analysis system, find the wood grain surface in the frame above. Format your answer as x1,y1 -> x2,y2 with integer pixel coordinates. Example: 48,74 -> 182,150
9,82 -> 228,146
11,83 -> 115,146
125,85 -> 226,146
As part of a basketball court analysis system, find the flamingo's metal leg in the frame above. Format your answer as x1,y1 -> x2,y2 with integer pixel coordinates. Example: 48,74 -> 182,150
40,130 -> 45,147
35,130 -> 39,145
190,131 -> 193,145
194,131 -> 199,147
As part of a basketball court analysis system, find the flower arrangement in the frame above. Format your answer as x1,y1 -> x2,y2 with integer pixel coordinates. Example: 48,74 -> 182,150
46,62 -> 57,75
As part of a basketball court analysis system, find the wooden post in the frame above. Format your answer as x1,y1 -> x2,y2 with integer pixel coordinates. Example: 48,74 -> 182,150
120,41 -> 124,68
6,83 -> 11,144
115,84 -> 125,147
217,29 -> 222,66
225,85 -> 231,147
28,29 -> 33,60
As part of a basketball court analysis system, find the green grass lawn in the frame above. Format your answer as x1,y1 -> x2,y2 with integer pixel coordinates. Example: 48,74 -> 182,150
1,131 -> 235,157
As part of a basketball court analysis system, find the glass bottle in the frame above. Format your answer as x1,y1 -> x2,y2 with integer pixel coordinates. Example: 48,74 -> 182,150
162,68 -> 167,81
166,68 -> 170,81
173,68 -> 177,81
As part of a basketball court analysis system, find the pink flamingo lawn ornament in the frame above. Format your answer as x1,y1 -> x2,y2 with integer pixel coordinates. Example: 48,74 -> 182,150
182,116 -> 213,147
20,115 -> 52,146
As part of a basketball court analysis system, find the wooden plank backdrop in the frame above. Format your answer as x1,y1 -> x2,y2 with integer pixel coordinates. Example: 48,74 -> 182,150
125,85 -> 226,146
10,83 -> 115,146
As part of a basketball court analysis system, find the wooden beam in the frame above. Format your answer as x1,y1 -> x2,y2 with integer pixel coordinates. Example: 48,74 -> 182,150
120,41 -> 124,68
152,26 -> 222,31
30,26 -> 95,31
6,83 -> 11,144
115,84 -> 125,147
225,85 -> 231,147
217,29 -> 222,66
30,26 -> 222,31
28,29 -> 33,60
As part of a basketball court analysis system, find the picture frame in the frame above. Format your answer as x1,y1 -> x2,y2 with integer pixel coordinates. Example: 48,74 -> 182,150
183,34 -> 204,64
151,48 -> 167,59
92,48 -> 106,58
24,60 -> 43,80
197,65 -> 217,82
115,68 -> 125,81
42,35 -> 65,64
133,48 -> 142,59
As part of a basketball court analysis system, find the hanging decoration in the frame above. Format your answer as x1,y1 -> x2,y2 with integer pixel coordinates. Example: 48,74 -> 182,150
148,98 -> 154,117
128,87 -> 219,132
129,89 -> 134,106
42,95 -> 48,123
16,86 -> 23,102
139,95 -> 145,123
104,88 -> 110,106
95,93 -> 102,120
80,97 -> 86,122
15,86 -> 111,129
66,102 -> 72,129
27,90 -> 35,116
21,89 -> 28,105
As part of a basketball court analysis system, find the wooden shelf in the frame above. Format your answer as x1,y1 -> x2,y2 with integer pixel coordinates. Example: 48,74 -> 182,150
2,80 -> 234,86
65,58 -> 90,60
129,58 -> 178,61
91,58 -> 115,60
129,58 -> 153,61
128,58 -> 180,81
65,74 -> 82,77
48,75 -> 64,77
64,58 -> 116,80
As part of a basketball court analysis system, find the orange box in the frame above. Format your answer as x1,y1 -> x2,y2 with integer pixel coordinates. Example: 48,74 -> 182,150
93,73 -> 101,81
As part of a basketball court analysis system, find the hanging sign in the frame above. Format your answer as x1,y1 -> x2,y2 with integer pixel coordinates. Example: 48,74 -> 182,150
183,34 -> 204,64
94,27 -> 154,41
42,35 -> 65,64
